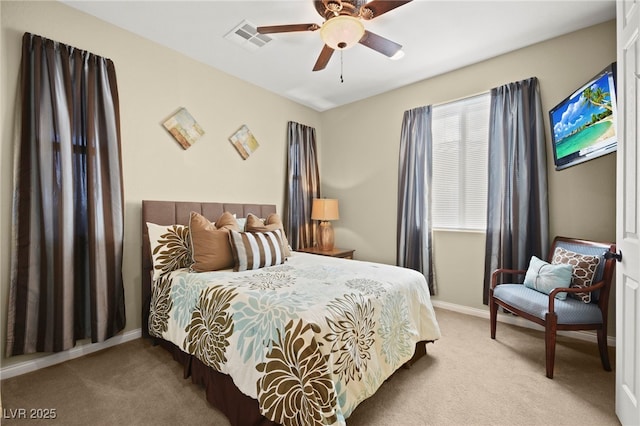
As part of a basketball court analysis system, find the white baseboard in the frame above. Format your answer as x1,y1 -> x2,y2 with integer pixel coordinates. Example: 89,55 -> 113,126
431,300 -> 616,347
0,329 -> 142,380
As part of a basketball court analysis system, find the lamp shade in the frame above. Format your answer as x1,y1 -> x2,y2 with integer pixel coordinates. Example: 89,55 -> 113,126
320,16 -> 365,50
311,198 -> 340,221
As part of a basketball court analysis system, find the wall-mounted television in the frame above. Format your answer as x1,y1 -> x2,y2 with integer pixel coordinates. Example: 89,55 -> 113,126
548,62 -> 617,171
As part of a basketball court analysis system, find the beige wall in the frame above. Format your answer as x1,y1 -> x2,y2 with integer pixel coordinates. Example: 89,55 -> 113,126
0,0 -> 320,368
320,20 -> 617,321
0,0 -> 617,369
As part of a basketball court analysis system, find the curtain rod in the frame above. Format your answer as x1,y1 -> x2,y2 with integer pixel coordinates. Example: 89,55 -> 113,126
431,76 -> 537,108
431,89 -> 491,108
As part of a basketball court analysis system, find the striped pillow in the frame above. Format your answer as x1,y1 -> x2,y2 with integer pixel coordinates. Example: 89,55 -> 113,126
229,229 -> 286,271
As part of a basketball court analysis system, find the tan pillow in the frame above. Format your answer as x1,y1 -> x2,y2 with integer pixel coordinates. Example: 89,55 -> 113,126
189,211 -> 239,272
245,213 -> 291,257
216,211 -> 239,230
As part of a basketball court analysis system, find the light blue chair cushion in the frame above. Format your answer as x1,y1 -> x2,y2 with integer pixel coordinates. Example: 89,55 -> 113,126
493,284 -> 603,325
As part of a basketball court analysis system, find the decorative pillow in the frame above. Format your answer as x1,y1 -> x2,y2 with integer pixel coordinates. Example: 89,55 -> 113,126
235,216 -> 247,231
523,256 -> 573,300
245,213 -> 291,257
189,211 -> 240,272
228,229 -> 286,272
552,247 -> 601,303
146,222 -> 192,281
216,211 -> 240,230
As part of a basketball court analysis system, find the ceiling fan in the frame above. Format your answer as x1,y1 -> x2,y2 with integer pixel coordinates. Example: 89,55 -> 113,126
257,0 -> 413,71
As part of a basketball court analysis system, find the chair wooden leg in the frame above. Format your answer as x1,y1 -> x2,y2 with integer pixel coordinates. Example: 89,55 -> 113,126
545,313 -> 558,379
490,296 -> 497,339
597,328 -> 612,371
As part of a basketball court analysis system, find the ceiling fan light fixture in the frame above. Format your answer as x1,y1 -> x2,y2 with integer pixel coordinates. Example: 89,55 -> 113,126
390,50 -> 405,60
320,16 -> 365,50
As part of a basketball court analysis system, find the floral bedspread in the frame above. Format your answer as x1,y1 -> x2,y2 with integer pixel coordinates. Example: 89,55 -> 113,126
149,252 -> 441,425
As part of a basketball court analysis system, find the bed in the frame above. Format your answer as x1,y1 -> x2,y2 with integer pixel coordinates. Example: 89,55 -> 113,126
141,200 -> 441,426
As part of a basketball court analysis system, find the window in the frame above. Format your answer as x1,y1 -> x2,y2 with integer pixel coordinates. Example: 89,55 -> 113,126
431,93 -> 490,230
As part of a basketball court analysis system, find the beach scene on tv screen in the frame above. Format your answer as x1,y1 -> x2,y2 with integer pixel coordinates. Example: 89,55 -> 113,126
551,72 -> 616,162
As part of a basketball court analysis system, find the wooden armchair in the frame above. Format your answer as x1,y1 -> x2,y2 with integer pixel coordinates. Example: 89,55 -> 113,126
489,236 -> 616,378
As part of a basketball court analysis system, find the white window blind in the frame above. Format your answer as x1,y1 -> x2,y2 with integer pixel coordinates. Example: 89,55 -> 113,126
431,93 -> 490,230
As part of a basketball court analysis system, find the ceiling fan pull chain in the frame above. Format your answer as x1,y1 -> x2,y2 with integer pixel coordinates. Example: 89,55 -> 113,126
340,50 -> 344,83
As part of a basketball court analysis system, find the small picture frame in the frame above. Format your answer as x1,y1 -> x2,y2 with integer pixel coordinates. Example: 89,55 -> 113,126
229,125 -> 259,160
163,107 -> 205,150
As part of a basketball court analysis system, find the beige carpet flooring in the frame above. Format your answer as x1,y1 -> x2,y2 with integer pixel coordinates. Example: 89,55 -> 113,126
1,308 -> 619,425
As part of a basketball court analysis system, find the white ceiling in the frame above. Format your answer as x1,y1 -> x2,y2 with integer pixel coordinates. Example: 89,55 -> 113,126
61,0 -> 616,112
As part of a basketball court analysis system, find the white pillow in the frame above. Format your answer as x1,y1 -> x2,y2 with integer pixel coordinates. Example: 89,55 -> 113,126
236,217 -> 247,231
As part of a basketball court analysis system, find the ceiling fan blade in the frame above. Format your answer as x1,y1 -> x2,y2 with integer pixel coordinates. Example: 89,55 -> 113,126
257,24 -> 320,34
358,30 -> 402,57
360,0 -> 413,20
313,45 -> 335,71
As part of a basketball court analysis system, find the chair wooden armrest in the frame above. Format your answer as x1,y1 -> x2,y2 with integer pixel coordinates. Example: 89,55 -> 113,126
491,268 -> 527,289
547,280 -> 606,313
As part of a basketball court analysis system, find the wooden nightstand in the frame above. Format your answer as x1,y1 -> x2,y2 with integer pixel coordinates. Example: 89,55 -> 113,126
297,246 -> 355,259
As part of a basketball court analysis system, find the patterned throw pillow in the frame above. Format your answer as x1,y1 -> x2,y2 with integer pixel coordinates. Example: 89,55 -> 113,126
228,229 -> 286,272
552,247 -> 601,303
146,222 -> 192,281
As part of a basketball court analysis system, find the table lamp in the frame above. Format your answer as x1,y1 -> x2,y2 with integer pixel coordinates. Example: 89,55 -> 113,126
311,198 -> 339,251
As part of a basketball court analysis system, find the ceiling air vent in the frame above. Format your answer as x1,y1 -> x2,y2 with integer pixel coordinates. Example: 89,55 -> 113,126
224,20 -> 272,51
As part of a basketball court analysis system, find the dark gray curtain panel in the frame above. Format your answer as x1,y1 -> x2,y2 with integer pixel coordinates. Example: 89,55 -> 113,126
6,33 -> 126,356
482,77 -> 549,304
397,106 -> 435,295
285,121 -> 320,250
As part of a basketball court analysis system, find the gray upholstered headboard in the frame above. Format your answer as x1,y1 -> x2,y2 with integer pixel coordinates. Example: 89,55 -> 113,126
141,200 -> 277,338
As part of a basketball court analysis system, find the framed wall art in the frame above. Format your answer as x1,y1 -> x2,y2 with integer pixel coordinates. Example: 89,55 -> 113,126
162,107 -> 205,150
229,124 -> 259,160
